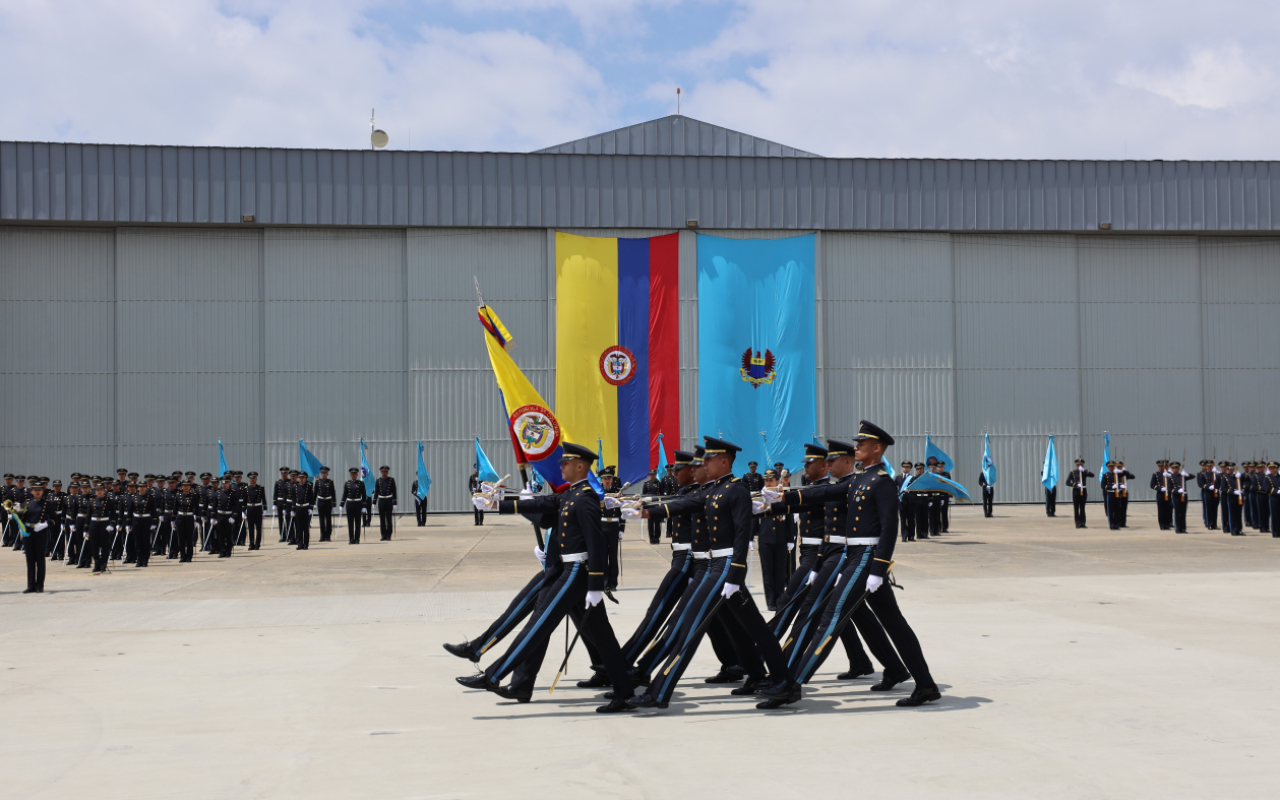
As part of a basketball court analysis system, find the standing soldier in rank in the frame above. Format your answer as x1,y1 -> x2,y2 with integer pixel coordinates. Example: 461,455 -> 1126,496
314,467 -> 336,543
273,467 -> 292,543
1219,462 -> 1245,535
1197,460 -> 1220,530
243,472 -> 266,550
896,460 -> 916,539
342,468 -> 366,544
174,479 -> 199,562
599,466 -> 624,596
214,476 -> 241,558
374,466 -> 397,541
642,469 -> 663,544
293,471 -> 314,550
1168,462 -> 1191,533
1266,462 -> 1280,539
1066,459 -> 1094,529
755,468 -> 795,611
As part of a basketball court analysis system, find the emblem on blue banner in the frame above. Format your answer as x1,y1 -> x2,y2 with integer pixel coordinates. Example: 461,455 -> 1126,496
739,348 -> 777,388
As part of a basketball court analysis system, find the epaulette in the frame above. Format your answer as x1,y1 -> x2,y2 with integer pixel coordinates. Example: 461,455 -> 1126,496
878,470 -> 889,476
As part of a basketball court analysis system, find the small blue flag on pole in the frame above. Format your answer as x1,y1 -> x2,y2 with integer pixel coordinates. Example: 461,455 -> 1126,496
218,440 -> 228,476
474,437 -> 500,484
416,441 -> 431,500
588,437 -> 604,495
901,471 -> 972,502
982,432 -> 998,486
1042,435 -> 1059,490
1099,432 -> 1111,479
924,434 -> 954,473
884,459 -> 896,479
359,437 -> 376,494
656,432 -> 669,474
298,439 -> 323,477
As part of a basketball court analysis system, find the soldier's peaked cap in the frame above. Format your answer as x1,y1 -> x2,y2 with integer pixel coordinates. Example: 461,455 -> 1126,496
702,436 -> 741,456
691,445 -> 706,465
349,467 -> 360,474
379,465 -> 390,471
825,440 -> 855,459
247,471 -> 259,478
560,442 -> 597,464
599,465 -> 616,477
673,450 -> 695,467
855,420 -> 895,447
280,466 -> 290,472
914,462 -> 925,469
320,466 -> 329,472
803,443 -> 828,462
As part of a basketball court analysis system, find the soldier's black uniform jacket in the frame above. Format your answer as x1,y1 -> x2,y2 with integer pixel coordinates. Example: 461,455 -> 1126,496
645,483 -> 704,546
291,481 -> 314,510
1066,468 -> 1095,494
741,470 -> 765,493
659,473 -> 677,496
781,465 -> 898,577
601,489 -> 624,532
699,474 -> 756,585
0,482 -> 19,506
641,477 -> 662,497
500,479 -> 608,590
214,486 -> 241,517
342,478 -> 367,506
778,472 -> 855,551
769,478 -> 828,547
128,490 -> 154,520
22,495 -> 50,531
86,494 -> 115,522
757,499 -> 796,546
273,476 -> 292,510
244,483 -> 267,508
1197,469 -> 1217,493
374,476 -> 397,504
200,481 -> 217,515
313,477 -> 335,506
174,490 -> 200,516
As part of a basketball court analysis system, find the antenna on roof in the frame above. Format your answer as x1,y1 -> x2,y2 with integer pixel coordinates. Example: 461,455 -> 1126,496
370,108 -> 388,150
676,87 -> 681,116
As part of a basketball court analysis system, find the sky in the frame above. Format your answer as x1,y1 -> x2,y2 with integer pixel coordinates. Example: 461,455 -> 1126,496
1,0 -> 1277,159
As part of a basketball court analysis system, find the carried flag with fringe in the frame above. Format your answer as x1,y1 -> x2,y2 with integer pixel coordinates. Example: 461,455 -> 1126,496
1042,435 -> 1059,491
982,432 -> 997,486
474,438 -> 500,484
359,437 -> 375,494
218,440 -> 229,476
299,439 -> 323,477
924,434 -> 954,473
416,441 -> 431,500
902,471 -> 972,502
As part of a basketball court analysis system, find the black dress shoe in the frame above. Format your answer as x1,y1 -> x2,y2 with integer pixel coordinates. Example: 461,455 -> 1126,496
896,685 -> 942,707
730,678 -> 764,696
495,684 -> 532,703
22,587 -> 35,594
626,668 -> 651,687
704,666 -> 745,684
870,671 -> 911,692
756,696 -> 791,709
456,674 -> 496,691
577,671 -> 612,689
837,668 -> 874,680
625,693 -> 668,709
443,641 -> 480,663
596,697 -> 635,713
756,680 -> 802,705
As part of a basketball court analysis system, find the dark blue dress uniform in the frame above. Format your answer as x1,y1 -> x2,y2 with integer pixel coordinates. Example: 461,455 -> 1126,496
273,468 -> 292,542
760,421 -> 940,709
129,486 -> 156,567
293,477 -> 314,550
1066,462 -> 1095,528
17,483 -> 50,591
213,480 -> 241,557
897,461 -> 919,535
85,490 -> 116,573
755,473 -> 795,611
977,467 -> 994,518
1266,464 -> 1280,539
341,469 -> 367,544
1152,462 -> 1172,530
443,504 -> 555,664
770,444 -> 833,628
474,447 -> 635,711
173,484 -> 200,562
244,475 -> 267,549
641,474 -> 663,543
599,466 -> 623,591
1219,465 -> 1246,535
411,479 -> 427,526
1197,462 -> 1219,530
374,470 -> 397,540
314,470 -> 336,542
632,437 -> 790,709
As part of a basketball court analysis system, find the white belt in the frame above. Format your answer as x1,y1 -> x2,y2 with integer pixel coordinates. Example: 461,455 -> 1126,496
178,512 -> 194,516
710,547 -> 734,558
133,513 -> 148,517
671,543 -> 692,551
91,517 -> 109,521
247,503 -> 263,507
561,552 -> 588,563
826,536 -> 878,546
691,551 -> 711,560
378,495 -> 393,499
800,537 -> 823,545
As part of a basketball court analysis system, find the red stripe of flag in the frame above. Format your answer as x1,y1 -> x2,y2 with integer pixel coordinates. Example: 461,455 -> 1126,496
648,233 -> 680,467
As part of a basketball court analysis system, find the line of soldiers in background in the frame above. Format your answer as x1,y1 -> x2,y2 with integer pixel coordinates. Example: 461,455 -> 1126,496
0,464 -> 408,580
1049,458 -> 1280,536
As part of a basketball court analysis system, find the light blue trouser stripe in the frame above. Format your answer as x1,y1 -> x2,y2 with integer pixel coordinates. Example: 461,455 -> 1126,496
787,549 -> 847,669
481,572 -> 550,652
797,548 -> 871,683
644,561 -> 708,667
492,563 -> 581,678
627,554 -> 692,662
654,559 -> 730,700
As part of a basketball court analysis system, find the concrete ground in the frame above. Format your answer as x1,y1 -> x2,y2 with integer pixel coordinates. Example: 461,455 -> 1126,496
1,503 -> 1278,800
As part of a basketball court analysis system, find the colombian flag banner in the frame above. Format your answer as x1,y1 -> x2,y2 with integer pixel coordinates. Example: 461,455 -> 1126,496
478,304 -> 568,492
555,232 -> 680,485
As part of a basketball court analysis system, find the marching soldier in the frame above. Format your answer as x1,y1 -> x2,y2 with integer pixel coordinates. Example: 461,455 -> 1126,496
273,466 -> 292,543
314,467 -> 336,542
244,472 -> 267,550
757,421 -> 941,709
16,479 -> 51,592
86,482 -> 115,574
599,466 -> 623,594
641,469 -> 663,544
1065,459 -> 1094,529
1197,460 -> 1220,530
458,442 -> 636,713
468,470 -> 484,526
342,467 -> 366,544
374,466 -> 397,541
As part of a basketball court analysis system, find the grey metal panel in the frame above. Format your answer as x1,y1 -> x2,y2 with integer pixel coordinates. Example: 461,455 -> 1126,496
116,228 -> 261,301
0,226 -> 114,300
265,228 -> 403,300
409,228 -> 546,302
0,374 -> 115,447
533,116 -> 824,159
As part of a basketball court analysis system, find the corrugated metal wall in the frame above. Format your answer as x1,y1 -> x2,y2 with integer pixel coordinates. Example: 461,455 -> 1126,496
3,225 -> 1278,507
534,116 -> 823,158
7,141 -> 1280,231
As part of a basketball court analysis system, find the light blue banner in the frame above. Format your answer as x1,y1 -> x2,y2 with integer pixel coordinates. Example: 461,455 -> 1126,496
217,440 -> 228,476
360,437 -> 376,493
925,435 -> 954,474
697,234 -> 816,470
1043,435 -> 1059,490
416,441 -> 431,500
982,432 -> 998,485
298,439 -> 323,477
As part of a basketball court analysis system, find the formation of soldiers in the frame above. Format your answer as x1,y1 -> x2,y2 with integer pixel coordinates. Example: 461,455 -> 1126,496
449,422 -> 942,714
1,465 -> 406,591
1050,457 -> 1280,536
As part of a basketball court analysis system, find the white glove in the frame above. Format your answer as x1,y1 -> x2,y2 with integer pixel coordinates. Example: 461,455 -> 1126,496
393,505 -> 397,510
621,507 -> 640,520
586,590 -> 604,608
84,532 -> 90,540
751,499 -> 767,515
1179,489 -> 1186,495
867,575 -> 884,593
721,582 -> 740,598
533,545 -> 545,565
1235,491 -> 1242,496
520,487 -> 534,500
603,495 -> 624,509
805,571 -> 816,586
834,573 -> 841,587
472,495 -> 496,510
242,513 -> 247,520
480,482 -> 501,495
34,522 -> 48,532
618,530 -> 625,540
107,526 -> 114,532
761,488 -> 782,504
749,540 -> 757,550
787,542 -> 794,551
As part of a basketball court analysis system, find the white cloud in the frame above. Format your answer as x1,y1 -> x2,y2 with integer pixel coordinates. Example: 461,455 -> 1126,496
1117,47 -> 1269,110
